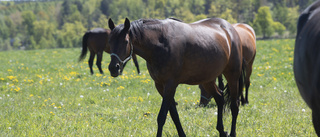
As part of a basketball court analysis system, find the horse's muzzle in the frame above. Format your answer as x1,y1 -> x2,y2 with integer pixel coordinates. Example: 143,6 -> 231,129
108,63 -> 120,77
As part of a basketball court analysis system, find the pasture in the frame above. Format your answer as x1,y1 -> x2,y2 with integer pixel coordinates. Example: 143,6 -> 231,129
0,39 -> 316,136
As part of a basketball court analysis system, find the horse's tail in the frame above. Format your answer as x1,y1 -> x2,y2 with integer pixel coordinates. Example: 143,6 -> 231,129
223,58 -> 246,110
240,58 -> 247,101
79,32 -> 90,62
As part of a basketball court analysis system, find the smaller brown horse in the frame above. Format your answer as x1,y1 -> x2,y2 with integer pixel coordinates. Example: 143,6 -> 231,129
294,0 -> 320,136
200,23 -> 256,106
79,28 -> 140,75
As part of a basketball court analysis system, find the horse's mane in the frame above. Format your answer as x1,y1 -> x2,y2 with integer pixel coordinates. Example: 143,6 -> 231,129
130,19 -> 164,41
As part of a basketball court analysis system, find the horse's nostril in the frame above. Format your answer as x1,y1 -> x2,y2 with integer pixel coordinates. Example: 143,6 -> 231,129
116,64 -> 120,70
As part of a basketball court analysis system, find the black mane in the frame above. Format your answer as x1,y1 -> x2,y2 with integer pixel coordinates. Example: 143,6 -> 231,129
130,19 -> 164,41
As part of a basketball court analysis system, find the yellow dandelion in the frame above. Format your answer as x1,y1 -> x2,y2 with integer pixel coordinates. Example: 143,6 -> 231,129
272,77 -> 277,81
257,74 -> 264,77
7,69 -> 13,72
30,94 -> 34,97
14,87 -> 21,92
138,96 -> 144,102
117,86 -> 125,90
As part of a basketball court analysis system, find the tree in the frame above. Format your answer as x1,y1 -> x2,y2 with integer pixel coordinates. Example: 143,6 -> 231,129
57,21 -> 86,48
100,0 -> 112,17
272,21 -> 286,37
253,6 -> 274,38
21,11 -> 36,36
220,8 -> 237,24
285,6 -> 299,36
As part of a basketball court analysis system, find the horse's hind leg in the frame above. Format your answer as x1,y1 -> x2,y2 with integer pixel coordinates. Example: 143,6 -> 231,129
244,61 -> 253,104
96,52 -> 104,74
132,54 -> 141,74
313,110 -> 320,136
88,51 -> 95,75
201,82 -> 227,136
224,73 -> 240,137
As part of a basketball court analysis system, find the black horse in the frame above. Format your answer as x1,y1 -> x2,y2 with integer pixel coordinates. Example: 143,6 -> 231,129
294,0 -> 320,136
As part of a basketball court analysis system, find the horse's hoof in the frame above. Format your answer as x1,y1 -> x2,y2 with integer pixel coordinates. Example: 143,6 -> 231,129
219,131 -> 228,137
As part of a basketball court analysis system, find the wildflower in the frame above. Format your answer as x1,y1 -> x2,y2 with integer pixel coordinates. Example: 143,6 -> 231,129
272,77 -> 277,81
7,69 -> 13,72
30,94 -> 34,97
117,86 -> 125,90
257,74 -> 264,77
80,95 -> 84,98
138,96 -> 143,102
50,111 -> 55,115
302,109 -> 306,112
14,87 -> 21,92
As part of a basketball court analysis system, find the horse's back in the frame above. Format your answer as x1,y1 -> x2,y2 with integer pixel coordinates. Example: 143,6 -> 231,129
297,1 -> 320,36
86,28 -> 111,53
232,23 -> 256,63
199,18 -> 243,74
294,1 -> 320,109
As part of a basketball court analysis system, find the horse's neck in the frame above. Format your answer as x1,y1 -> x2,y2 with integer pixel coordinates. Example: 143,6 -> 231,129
132,41 -> 153,62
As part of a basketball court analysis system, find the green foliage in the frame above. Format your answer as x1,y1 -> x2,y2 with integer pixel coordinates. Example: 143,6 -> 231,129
0,0 -> 314,50
220,8 -> 237,24
57,21 -> 86,48
285,6 -> 300,36
272,21 -> 286,36
21,10 -> 36,35
253,6 -> 274,38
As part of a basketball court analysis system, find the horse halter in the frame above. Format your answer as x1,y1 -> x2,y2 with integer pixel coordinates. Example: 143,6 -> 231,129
110,42 -> 133,66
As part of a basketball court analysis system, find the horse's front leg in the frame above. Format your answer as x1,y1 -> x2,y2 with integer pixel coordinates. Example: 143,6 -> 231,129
96,52 -> 104,74
155,82 -> 185,137
88,51 -> 95,75
132,54 -> 141,74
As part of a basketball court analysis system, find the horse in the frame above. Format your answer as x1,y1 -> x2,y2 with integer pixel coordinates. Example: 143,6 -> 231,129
78,28 -> 140,75
200,23 -> 256,106
108,17 -> 243,137
294,0 -> 320,136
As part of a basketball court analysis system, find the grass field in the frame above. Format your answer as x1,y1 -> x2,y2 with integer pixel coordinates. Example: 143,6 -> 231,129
0,39 -> 316,136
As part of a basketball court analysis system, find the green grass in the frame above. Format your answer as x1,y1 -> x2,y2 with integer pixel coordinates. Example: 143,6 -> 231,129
0,39 -> 316,136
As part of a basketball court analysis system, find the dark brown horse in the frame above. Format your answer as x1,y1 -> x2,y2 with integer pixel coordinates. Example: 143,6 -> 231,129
294,0 -> 320,136
79,28 -> 140,75
108,18 -> 243,136
200,23 -> 256,106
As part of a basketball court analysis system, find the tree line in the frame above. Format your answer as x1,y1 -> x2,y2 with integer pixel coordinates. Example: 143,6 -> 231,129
0,0 -> 316,51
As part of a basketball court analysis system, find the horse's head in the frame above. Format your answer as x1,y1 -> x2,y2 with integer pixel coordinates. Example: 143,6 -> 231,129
108,18 -> 132,77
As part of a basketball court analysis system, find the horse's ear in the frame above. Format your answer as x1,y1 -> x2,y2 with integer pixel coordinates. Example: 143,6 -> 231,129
124,18 -> 130,32
108,18 -> 115,30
